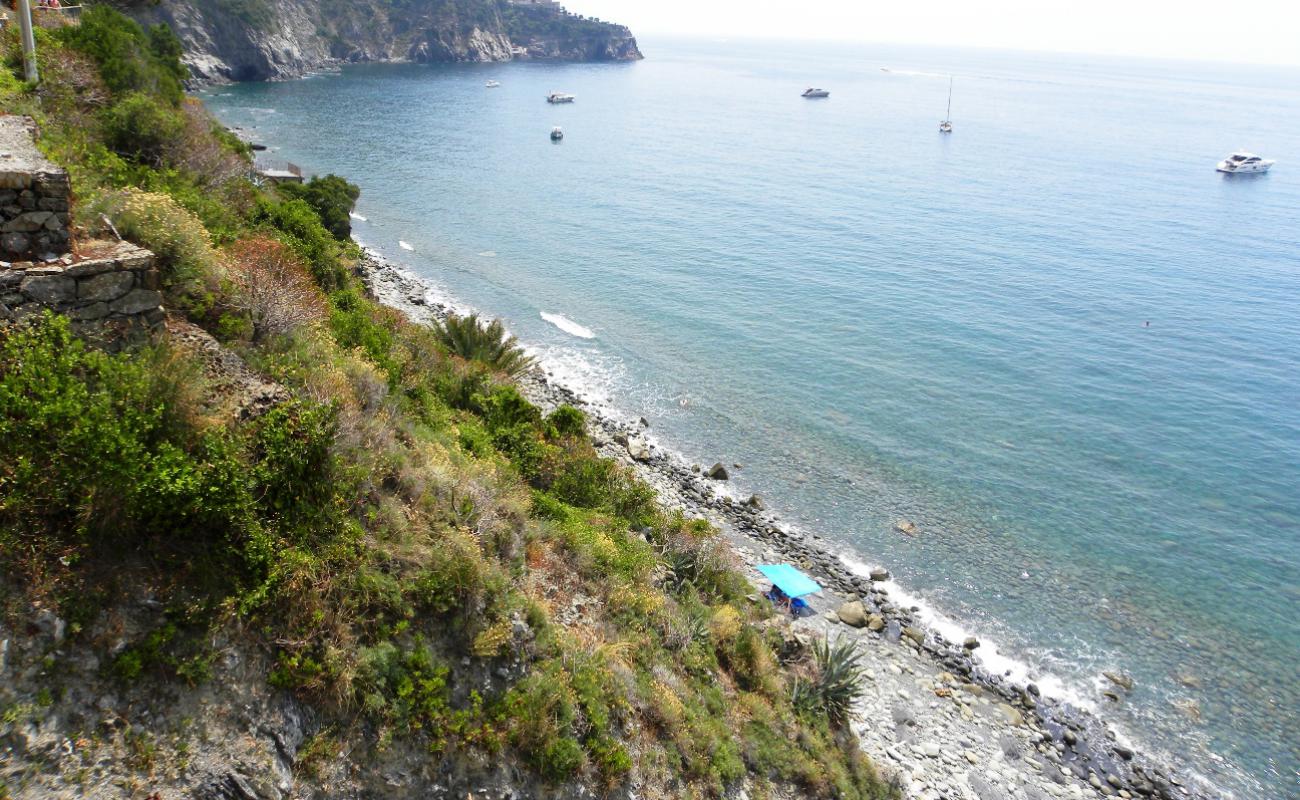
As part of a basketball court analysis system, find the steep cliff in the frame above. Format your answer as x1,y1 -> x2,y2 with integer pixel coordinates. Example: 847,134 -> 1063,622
502,4 -> 643,61
121,0 -> 639,83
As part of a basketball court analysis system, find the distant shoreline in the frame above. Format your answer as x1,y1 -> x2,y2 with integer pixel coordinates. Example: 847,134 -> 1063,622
356,248 -> 1215,800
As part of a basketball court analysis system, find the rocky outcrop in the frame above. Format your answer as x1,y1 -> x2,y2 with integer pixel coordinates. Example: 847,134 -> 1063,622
126,0 -> 638,84
515,28 -> 642,62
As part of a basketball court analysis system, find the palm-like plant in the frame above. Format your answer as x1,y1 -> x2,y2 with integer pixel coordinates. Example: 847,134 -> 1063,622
793,636 -> 867,725
434,313 -> 535,377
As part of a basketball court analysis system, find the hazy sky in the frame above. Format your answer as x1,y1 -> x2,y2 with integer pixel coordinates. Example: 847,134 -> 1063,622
566,0 -> 1300,66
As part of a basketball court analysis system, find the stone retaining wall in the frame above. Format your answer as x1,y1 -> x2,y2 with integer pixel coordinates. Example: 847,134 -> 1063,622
0,116 -> 71,262
0,241 -> 164,349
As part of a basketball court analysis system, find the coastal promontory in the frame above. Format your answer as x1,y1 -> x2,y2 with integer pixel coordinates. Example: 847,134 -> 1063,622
122,0 -> 642,83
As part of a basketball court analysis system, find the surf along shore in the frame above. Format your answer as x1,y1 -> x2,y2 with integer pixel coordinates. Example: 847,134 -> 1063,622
356,250 -> 1215,800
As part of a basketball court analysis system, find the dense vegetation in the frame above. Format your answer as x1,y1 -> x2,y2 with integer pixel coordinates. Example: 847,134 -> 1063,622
0,9 -> 895,799
499,2 -> 630,42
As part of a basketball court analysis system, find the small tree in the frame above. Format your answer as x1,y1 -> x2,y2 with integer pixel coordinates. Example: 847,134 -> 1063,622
279,175 -> 361,241
225,235 -> 326,342
434,313 -> 534,377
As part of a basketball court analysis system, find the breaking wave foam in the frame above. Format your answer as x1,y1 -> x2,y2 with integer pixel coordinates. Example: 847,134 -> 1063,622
541,312 -> 596,339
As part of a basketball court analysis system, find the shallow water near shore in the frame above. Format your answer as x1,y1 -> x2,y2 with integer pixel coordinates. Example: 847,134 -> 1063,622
205,38 -> 1300,798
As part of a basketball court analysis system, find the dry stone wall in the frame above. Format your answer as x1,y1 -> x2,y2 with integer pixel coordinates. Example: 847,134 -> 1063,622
0,116 -> 72,262
0,241 -> 165,348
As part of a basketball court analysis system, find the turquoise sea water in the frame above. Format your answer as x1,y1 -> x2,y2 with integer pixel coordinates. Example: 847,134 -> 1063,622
204,38 -> 1300,798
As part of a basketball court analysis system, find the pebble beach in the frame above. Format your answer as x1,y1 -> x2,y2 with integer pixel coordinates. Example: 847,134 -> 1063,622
358,251 -> 1216,800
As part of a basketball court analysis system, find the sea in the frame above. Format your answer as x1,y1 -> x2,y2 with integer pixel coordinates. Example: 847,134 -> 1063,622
202,37 -> 1300,799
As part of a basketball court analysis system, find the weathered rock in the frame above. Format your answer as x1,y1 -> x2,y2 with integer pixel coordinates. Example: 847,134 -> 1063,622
1103,671 -> 1135,691
626,436 -> 651,462
902,626 -> 925,645
706,462 -> 729,480
996,702 -> 1024,726
745,494 -> 764,510
78,270 -> 135,302
963,636 -> 980,649
109,288 -> 163,315
32,608 -> 66,643
836,601 -> 869,628
19,274 -> 75,303
1,231 -> 29,255
868,567 -> 889,582
894,519 -> 918,535
867,614 -> 885,632
69,302 -> 111,321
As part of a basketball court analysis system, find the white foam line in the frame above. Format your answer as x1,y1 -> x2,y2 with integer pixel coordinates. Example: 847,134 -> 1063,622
540,311 -> 596,339
837,552 -> 1099,712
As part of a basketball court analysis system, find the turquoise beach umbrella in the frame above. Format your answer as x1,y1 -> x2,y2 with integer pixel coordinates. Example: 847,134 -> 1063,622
756,564 -> 822,598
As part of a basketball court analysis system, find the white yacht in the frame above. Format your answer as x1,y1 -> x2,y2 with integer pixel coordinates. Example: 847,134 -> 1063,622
802,87 -> 829,98
485,80 -> 500,88
546,91 -> 575,104
939,76 -> 954,133
1216,152 -> 1274,174
550,126 -> 564,141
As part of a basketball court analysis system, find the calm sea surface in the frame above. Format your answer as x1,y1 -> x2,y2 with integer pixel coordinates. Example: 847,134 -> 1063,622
204,38 -> 1300,798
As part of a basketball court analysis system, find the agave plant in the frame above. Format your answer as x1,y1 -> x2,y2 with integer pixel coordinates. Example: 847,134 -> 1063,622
434,313 -> 535,376
793,636 -> 867,725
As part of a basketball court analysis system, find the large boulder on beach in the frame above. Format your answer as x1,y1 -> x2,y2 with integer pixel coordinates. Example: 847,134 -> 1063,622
902,626 -> 925,646
836,601 -> 869,628
706,462 -> 729,480
626,436 -> 651,462
867,614 -> 885,632
745,494 -> 764,510
869,567 -> 890,582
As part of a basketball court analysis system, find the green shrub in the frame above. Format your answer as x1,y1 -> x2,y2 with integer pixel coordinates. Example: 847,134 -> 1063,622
328,288 -> 399,379
251,399 -> 338,537
434,314 -> 534,377
57,6 -> 185,105
0,315 -> 256,564
254,197 -> 348,289
545,405 -> 586,438
541,737 -> 585,781
103,92 -> 186,164
92,189 -> 219,290
549,454 -> 656,526
279,174 -> 360,241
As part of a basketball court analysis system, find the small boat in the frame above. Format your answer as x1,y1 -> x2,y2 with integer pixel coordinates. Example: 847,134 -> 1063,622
550,126 -> 564,141
1216,151 -> 1274,174
939,76 -> 954,133
802,87 -> 829,98
485,80 -> 500,88
546,91 -> 575,104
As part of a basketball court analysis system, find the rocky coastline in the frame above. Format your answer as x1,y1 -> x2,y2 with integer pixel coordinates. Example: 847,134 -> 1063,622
125,0 -> 640,85
357,251 -> 1215,800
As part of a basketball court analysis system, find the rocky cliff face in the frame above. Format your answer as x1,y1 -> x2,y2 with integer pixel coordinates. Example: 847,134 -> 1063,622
125,0 -> 638,84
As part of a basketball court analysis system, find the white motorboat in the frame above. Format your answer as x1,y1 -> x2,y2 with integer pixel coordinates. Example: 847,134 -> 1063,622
485,80 -> 500,88
939,76 -> 954,133
546,91 -> 575,104
802,87 -> 829,98
550,126 -> 564,141
1216,151 -> 1274,174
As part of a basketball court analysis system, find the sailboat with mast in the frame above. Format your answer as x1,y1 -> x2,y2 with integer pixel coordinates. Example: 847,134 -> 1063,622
939,76 -> 954,133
